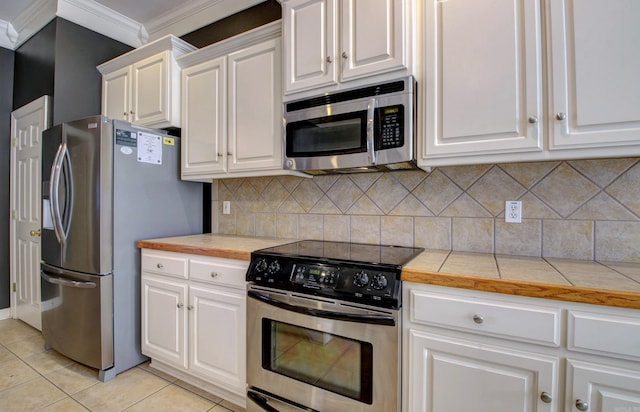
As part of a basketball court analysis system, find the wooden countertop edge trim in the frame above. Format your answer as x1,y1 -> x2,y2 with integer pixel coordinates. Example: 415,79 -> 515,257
137,240 -> 252,261
401,269 -> 640,310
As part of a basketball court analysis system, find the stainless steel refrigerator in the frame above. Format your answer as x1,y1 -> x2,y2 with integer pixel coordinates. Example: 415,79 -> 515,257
40,115 -> 202,381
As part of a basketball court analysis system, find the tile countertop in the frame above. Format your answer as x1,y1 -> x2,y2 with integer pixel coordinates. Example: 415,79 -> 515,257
137,234 -> 640,310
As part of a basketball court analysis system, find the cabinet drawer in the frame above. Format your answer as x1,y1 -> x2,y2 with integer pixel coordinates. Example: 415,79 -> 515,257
141,250 -> 188,279
568,310 -> 640,361
409,290 -> 562,346
189,257 -> 248,289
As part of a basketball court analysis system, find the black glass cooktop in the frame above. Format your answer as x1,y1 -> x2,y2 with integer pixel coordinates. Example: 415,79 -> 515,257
255,240 -> 424,268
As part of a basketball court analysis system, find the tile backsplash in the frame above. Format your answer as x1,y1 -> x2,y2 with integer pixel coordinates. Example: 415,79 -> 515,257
214,158 -> 640,262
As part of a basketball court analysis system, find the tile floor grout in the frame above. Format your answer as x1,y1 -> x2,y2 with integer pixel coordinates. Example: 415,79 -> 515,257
0,318 -> 245,412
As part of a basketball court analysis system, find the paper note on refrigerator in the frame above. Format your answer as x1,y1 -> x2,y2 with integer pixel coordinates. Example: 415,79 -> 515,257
137,132 -> 162,164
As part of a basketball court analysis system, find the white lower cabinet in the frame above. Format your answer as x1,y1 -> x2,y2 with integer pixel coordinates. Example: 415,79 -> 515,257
567,360 -> 640,412
407,330 -> 558,412
403,283 -> 640,412
141,249 -> 247,407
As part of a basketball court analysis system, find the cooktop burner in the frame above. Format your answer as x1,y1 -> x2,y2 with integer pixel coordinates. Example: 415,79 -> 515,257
246,240 -> 424,309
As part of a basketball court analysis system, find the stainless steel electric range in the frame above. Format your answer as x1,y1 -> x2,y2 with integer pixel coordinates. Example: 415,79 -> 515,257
245,240 -> 423,412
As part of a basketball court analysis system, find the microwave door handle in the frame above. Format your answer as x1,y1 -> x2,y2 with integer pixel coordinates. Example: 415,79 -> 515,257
248,290 -> 396,326
366,97 -> 377,165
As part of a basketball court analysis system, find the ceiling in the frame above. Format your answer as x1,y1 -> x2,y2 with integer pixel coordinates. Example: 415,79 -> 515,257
0,0 -> 267,50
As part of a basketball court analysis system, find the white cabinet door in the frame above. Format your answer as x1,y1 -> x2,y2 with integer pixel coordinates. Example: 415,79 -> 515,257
181,57 -> 227,177
567,360 -> 640,412
340,0 -> 406,81
189,284 -> 246,396
421,0 -> 543,160
407,330 -> 559,412
141,274 -> 188,370
132,52 -> 170,127
284,0 -> 337,93
102,66 -> 131,122
227,38 -> 283,172
548,1 -> 640,150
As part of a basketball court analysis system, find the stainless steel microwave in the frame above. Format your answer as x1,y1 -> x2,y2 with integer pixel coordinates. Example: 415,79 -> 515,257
283,76 -> 416,174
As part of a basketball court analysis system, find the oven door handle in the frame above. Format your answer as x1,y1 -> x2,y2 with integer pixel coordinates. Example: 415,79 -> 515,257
248,290 -> 396,326
247,391 -> 280,412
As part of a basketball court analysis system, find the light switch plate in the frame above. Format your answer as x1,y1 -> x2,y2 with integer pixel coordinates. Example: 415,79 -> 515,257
223,201 -> 231,215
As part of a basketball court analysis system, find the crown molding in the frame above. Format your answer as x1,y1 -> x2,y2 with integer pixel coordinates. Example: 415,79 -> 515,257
1,0 -> 269,51
1,0 -> 55,50
56,0 -> 145,47
144,0 -> 265,41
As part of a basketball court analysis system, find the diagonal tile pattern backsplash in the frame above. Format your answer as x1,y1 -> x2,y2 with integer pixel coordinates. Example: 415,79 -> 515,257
216,158 -> 640,262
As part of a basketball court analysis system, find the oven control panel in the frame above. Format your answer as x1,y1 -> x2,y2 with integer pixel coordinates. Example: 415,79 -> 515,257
247,256 -> 401,308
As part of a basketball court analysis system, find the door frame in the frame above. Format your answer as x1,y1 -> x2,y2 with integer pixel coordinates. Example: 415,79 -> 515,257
9,95 -> 51,321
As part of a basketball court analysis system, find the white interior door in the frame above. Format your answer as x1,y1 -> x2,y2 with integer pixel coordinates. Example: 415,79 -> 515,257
10,96 -> 50,330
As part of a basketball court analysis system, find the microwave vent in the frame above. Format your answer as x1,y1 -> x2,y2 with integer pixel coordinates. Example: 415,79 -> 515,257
286,79 -> 407,112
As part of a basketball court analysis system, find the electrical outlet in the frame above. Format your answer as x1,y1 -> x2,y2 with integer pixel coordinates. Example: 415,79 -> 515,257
223,201 -> 231,215
505,201 -> 522,223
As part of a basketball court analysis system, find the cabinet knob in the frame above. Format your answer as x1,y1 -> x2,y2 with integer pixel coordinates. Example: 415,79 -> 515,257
123,112 -> 128,117
217,153 -> 223,157
211,272 -> 219,278
227,152 -> 232,156
177,303 -> 183,309
326,56 -> 332,63
575,399 -> 589,411
556,112 -> 567,120
156,263 -> 163,269
342,51 -> 348,59
472,314 -> 484,324
540,392 -> 552,403
130,110 -> 134,115
528,116 -> 538,124
187,305 -> 194,311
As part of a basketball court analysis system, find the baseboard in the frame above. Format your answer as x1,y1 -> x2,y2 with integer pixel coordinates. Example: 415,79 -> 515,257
0,308 -> 12,320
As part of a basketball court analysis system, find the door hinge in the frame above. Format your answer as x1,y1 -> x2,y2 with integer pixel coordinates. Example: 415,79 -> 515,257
11,138 -> 17,147
13,282 -> 16,292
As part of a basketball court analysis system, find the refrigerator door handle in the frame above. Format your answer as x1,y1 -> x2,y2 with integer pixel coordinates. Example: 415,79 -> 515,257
41,271 -> 97,289
60,146 -> 74,239
50,143 -> 68,243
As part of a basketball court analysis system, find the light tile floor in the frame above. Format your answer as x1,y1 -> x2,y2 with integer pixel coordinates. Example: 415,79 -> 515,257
0,319 -> 246,412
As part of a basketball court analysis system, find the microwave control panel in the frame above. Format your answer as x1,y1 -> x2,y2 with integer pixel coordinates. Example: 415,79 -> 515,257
376,105 -> 404,150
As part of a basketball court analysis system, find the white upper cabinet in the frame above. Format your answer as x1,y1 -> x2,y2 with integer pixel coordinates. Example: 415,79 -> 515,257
283,0 -> 412,96
227,38 -> 283,172
98,35 -> 196,129
419,0 -> 640,166
283,0 -> 337,92
548,0 -> 640,151
420,0 -> 544,161
179,22 -> 302,180
181,56 -> 227,175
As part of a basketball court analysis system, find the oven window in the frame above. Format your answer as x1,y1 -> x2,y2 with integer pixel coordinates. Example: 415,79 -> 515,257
262,319 -> 373,404
285,111 -> 367,157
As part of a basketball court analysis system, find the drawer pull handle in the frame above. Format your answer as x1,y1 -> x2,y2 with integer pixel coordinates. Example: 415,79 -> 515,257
211,272 -> 219,278
540,392 -> 552,403
177,303 -> 183,309
472,314 -> 484,324
187,305 -> 194,311
576,399 -> 588,411
157,263 -> 163,269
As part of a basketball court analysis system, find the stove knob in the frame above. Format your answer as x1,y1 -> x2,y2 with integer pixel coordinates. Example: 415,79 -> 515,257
267,260 -> 281,274
371,273 -> 388,290
353,271 -> 370,288
255,259 -> 268,273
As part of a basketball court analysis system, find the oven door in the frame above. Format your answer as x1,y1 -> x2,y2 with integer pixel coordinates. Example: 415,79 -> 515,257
246,286 -> 400,412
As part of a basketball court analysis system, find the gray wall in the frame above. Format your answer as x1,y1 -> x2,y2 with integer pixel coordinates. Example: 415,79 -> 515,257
0,47 -> 15,309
